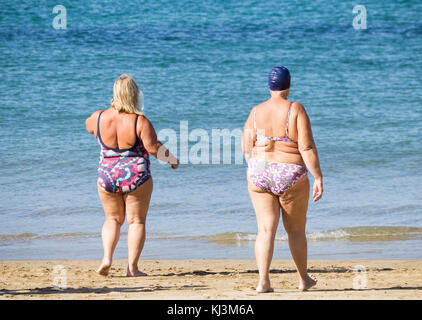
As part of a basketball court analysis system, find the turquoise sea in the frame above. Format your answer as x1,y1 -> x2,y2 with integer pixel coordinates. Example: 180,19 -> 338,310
0,0 -> 421,260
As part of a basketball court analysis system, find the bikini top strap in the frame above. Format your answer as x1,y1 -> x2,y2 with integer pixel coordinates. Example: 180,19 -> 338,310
97,111 -> 104,139
285,102 -> 293,136
134,115 -> 140,143
253,108 -> 257,133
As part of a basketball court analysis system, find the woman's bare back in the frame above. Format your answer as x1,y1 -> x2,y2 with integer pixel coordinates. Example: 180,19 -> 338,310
95,108 -> 142,150
252,98 -> 304,165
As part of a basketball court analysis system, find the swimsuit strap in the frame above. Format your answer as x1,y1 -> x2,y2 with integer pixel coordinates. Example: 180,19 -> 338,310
97,111 -> 104,139
285,102 -> 293,137
254,104 -> 294,142
134,115 -> 140,144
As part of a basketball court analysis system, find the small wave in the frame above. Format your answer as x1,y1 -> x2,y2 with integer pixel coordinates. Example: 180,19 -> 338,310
205,226 -> 422,244
0,232 -> 97,241
44,232 -> 96,239
2,226 -> 422,244
0,233 -> 38,240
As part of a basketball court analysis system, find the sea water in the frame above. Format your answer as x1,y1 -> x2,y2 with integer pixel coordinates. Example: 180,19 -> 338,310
0,0 -> 421,260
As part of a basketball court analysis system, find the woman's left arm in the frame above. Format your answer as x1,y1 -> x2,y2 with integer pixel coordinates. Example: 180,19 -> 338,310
85,110 -> 102,137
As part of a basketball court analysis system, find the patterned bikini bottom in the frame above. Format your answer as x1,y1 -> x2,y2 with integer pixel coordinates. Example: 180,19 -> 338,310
247,158 -> 307,196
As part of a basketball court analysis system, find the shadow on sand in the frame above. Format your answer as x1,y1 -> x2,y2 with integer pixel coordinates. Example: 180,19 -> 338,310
2,267 -> 418,297
0,284 -> 208,297
149,267 -> 395,277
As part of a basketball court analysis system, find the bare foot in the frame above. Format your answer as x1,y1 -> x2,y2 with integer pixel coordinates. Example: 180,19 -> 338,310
96,261 -> 111,276
126,267 -> 148,277
299,275 -> 317,291
256,280 -> 274,293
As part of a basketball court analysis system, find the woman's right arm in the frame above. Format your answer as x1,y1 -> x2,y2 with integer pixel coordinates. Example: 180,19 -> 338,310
242,107 -> 256,163
140,117 -> 179,169
85,110 -> 102,137
296,103 -> 323,202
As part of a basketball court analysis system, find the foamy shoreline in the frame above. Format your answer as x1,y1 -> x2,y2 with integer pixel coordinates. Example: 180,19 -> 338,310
1,260 -> 421,300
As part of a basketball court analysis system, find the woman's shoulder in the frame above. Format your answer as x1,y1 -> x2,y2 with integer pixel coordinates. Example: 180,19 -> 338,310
90,109 -> 105,119
290,101 -> 306,115
252,100 -> 269,113
85,109 -> 105,136
86,109 -> 106,125
136,114 -> 154,135
136,113 -> 150,125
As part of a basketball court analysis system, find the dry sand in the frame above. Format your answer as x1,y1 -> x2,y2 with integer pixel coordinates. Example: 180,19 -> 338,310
1,260 -> 421,300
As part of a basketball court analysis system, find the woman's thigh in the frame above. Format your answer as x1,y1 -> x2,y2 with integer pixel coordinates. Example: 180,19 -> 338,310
279,175 -> 310,233
248,179 -> 281,233
97,186 -> 125,224
123,177 -> 153,224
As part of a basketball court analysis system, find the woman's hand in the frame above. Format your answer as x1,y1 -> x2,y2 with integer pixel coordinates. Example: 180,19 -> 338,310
171,158 -> 179,169
312,177 -> 323,202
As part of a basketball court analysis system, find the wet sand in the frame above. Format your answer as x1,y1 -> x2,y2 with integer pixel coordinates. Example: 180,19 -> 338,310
1,260 -> 421,299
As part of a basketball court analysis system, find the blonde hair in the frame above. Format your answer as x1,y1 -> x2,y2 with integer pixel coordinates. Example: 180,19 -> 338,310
112,74 -> 144,115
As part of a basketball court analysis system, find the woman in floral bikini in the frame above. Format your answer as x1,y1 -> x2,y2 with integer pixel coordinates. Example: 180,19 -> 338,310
242,66 -> 323,292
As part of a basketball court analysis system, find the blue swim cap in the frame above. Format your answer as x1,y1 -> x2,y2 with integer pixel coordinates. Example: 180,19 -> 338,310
268,66 -> 291,91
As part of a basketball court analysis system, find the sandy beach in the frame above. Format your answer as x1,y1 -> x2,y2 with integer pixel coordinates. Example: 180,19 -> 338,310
0,260 -> 421,300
